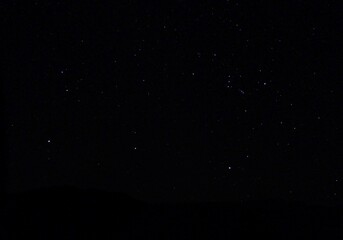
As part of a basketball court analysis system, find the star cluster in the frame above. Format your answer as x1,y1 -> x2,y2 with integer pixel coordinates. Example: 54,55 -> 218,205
4,0 -> 342,203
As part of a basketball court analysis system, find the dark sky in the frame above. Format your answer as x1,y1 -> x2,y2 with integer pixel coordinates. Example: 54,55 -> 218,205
4,0 -> 342,204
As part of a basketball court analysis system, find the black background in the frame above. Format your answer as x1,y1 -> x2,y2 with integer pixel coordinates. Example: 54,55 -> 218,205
4,0 -> 343,203
3,0 -> 343,237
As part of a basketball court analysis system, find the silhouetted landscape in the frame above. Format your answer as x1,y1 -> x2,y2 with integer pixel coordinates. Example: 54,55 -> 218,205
3,186 -> 342,239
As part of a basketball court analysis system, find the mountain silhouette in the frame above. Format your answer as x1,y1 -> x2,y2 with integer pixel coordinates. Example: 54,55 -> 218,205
3,186 -> 342,239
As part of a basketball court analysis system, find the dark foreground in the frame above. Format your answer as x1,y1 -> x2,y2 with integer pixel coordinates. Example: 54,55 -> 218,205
3,187 -> 342,239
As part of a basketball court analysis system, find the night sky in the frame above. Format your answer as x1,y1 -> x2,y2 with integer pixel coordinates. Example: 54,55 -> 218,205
4,1 -> 342,204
